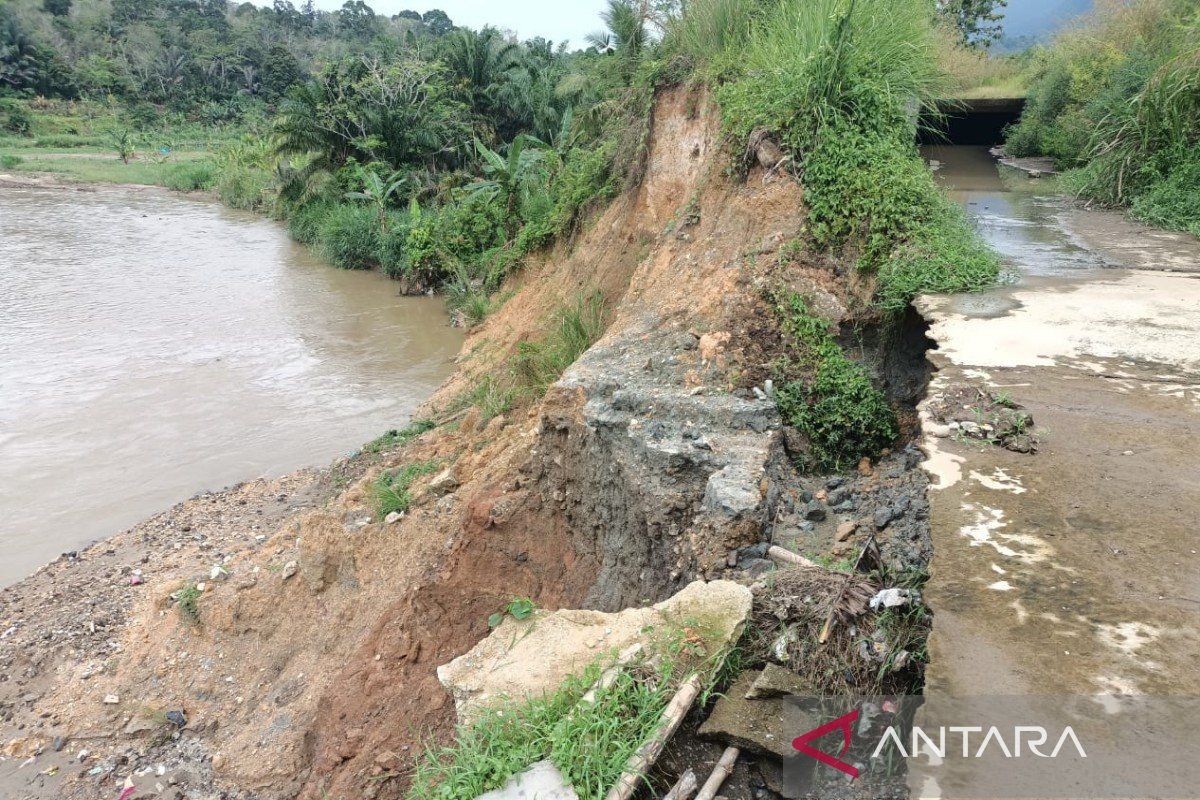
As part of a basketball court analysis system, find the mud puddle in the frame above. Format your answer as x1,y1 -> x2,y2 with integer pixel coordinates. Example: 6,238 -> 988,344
0,186 -> 462,586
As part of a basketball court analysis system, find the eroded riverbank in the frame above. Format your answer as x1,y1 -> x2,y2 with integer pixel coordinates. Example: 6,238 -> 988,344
0,185 -> 462,586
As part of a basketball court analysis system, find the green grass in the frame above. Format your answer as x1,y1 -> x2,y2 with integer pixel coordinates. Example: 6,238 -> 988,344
362,420 -> 437,454
163,159 -> 218,192
176,583 -> 203,626
711,0 -> 998,311
462,375 -> 516,422
0,149 -> 214,186
372,460 -> 441,518
773,293 -> 898,472
409,624 -> 731,800
665,0 -> 763,72
512,293 -> 608,396
453,292 -> 608,423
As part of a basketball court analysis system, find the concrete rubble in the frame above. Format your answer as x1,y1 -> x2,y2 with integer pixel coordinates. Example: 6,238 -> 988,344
437,580 -> 752,721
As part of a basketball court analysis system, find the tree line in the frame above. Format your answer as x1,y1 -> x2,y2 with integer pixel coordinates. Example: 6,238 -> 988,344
1,0 -> 458,109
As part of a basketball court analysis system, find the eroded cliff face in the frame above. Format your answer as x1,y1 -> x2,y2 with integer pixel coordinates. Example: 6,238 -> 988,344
1,86 -> 877,800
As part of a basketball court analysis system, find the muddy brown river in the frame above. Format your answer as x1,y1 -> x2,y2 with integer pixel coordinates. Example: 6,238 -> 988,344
0,186 -> 461,587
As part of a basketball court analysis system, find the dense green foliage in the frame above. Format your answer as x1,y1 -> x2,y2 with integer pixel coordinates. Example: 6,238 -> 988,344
1005,0 -> 1200,235
1,0 -> 644,290
702,0 -> 999,309
0,0 -> 455,106
774,294 -> 898,471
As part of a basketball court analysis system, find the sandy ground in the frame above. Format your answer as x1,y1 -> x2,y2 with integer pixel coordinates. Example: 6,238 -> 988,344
0,468 -> 335,799
912,227 -> 1200,795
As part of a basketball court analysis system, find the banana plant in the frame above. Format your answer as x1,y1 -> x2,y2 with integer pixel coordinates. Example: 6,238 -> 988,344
466,134 -> 548,223
112,129 -> 135,164
344,169 -> 410,231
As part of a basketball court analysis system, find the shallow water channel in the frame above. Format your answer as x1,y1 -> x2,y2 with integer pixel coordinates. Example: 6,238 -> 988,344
911,148 -> 1200,796
0,186 -> 462,586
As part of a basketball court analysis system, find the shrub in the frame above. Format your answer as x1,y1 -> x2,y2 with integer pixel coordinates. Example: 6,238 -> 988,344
548,142 -> 620,236
164,160 -> 217,192
773,294 -> 897,472
376,210 -> 415,278
1127,143 -> 1200,236
216,166 -> 273,211
404,194 -> 506,282
316,203 -> 380,270
2,105 -> 32,135
1005,0 -> 1200,234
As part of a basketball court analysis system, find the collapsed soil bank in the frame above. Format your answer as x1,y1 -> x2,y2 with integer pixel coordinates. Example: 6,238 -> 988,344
1,87 -> 939,800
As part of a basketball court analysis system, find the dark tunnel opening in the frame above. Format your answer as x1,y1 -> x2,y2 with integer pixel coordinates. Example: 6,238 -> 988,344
919,98 -> 1025,146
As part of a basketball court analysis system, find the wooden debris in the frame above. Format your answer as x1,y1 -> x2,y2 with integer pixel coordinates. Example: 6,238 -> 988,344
660,769 -> 698,800
766,546 -> 820,569
818,534 -> 881,644
581,643 -> 643,706
603,673 -> 702,800
694,747 -> 739,800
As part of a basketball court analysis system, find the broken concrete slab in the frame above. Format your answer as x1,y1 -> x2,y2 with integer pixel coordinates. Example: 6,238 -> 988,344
438,580 -> 752,721
476,760 -> 578,800
745,663 -> 807,700
698,671 -> 816,759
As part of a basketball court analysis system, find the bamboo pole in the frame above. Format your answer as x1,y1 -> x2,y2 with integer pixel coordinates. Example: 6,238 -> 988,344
661,769 -> 698,800
603,673 -> 702,800
694,747 -> 739,800
767,545 -> 820,569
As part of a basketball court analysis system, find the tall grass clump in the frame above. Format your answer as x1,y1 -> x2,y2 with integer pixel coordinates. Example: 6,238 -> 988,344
316,203 -> 381,269
716,0 -> 998,307
512,292 -> 609,395
1006,0 -> 1200,235
164,159 -> 217,192
666,0 -> 764,71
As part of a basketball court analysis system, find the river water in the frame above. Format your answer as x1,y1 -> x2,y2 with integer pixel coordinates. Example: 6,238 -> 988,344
0,186 -> 462,587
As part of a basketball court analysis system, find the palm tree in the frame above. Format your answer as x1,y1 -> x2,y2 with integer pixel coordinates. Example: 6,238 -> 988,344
586,0 -> 650,63
441,26 -> 520,117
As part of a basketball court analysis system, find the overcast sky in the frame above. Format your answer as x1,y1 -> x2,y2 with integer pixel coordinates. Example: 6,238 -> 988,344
284,0 -> 1093,49
298,1 -> 610,47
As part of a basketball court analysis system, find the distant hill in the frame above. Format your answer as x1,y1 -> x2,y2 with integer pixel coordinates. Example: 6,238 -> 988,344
996,0 -> 1093,51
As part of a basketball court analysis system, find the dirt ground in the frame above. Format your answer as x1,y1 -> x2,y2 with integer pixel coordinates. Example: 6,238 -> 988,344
1,86 -> 843,800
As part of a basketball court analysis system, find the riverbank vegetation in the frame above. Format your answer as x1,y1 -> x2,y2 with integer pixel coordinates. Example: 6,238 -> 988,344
678,0 -> 1000,313
1005,0 -> 1200,235
3,0 -> 1004,467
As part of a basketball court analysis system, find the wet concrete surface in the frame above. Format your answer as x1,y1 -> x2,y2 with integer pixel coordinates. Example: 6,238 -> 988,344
910,148 -> 1200,797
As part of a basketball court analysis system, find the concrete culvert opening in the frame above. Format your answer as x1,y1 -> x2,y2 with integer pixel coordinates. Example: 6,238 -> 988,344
921,98 -> 1025,146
